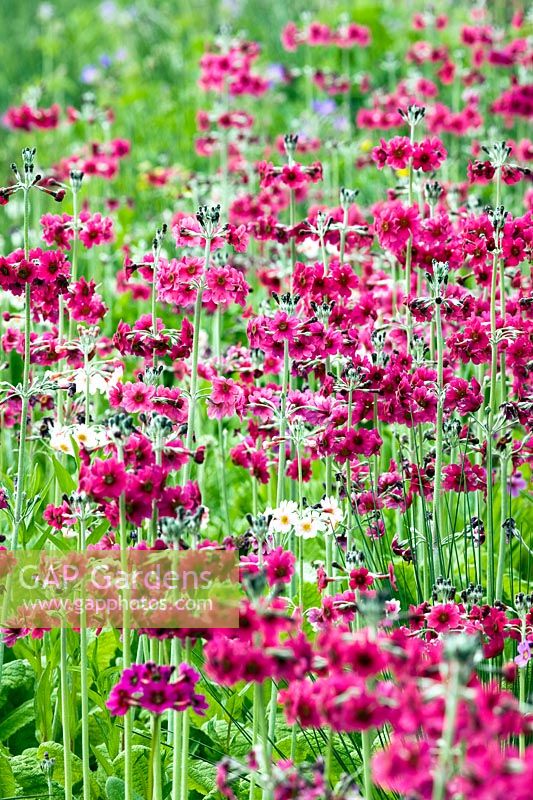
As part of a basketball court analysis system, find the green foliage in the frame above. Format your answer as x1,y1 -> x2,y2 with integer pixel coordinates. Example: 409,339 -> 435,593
0,750 -> 16,799
0,700 -> 35,743
112,745 -> 150,797
187,760 -> 217,796
0,660 -> 34,707
105,776 -> 144,800
36,742 -> 84,787
11,748 -> 50,796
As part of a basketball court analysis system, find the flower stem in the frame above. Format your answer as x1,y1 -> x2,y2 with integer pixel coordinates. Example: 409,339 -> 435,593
170,639 -> 182,800
118,443 -> 132,800
494,247 -> 508,601
79,518 -> 90,800
12,188 -> 32,551
256,681 -> 273,800
519,617 -> 527,757
215,306 -> 231,532
361,728 -> 373,800
297,443 -> 304,608
432,662 -> 460,800
276,340 -> 290,506
60,627 -> 73,800
148,714 -> 162,800
486,167 -> 502,603
67,187 -> 79,342
179,638 -> 192,800
431,302 -> 444,574
183,239 -> 209,484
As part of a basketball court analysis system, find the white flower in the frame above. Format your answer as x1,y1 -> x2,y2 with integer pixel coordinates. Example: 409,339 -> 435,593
49,426 -> 75,456
269,500 -> 298,534
385,600 -> 401,620
294,511 -> 325,540
319,496 -> 344,531
71,424 -> 106,451
297,238 -> 319,259
73,364 -> 123,396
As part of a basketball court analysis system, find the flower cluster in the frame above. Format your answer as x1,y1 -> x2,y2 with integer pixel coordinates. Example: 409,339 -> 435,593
106,662 -> 208,715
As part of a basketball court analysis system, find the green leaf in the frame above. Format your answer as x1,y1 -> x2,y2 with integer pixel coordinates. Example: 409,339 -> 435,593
34,662 -> 54,744
0,751 -> 16,799
86,518 -> 111,546
105,776 -> 144,800
187,761 -> 217,796
51,455 -> 76,494
0,659 -> 34,707
92,744 -> 114,777
0,699 -> 34,740
90,629 -> 119,671
11,748 -> 48,795
112,745 -> 149,797
36,742 -> 83,787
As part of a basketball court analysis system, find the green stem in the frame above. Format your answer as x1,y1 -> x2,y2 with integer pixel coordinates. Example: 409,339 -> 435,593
486,166 -> 503,601
519,617 -> 526,757
256,682 -> 272,800
60,628 -> 73,800
486,244 -> 500,605
183,239 -> 209,484
79,518 -> 90,800
495,240 -> 508,601
215,307 -> 231,531
325,727 -> 333,786
68,188 -> 79,342
289,189 -> 296,274
179,638 -> 192,800
276,340 -> 290,506
249,683 -> 260,800
297,444 -> 304,608
171,639 -> 182,800
12,188 -> 32,551
267,681 -> 278,761
0,188 -> 33,684
495,451 -> 508,602
404,124 -> 415,352
361,728 -> 373,800
431,302 -> 444,574
339,206 -> 348,263
431,663 -> 460,800
148,714 -> 162,800
118,443 -> 132,800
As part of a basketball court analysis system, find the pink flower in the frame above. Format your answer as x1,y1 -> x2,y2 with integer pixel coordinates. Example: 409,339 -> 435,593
443,458 -> 487,494
412,137 -> 447,171
265,547 -> 296,586
78,211 -> 115,249
107,662 -> 207,716
121,381 -> 156,413
374,202 -> 420,252
207,377 -> 244,419
427,602 -> 462,632
84,458 -> 127,500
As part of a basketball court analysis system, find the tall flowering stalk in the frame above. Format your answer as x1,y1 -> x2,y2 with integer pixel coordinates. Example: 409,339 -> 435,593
429,261 -> 449,574
66,169 -> 82,342
150,223 -> 167,347
182,206 -> 219,483
1,148 -> 64,550
482,141 -> 512,602
0,148 -> 64,682
486,199 -> 508,604
399,104 -> 425,351
431,635 -> 481,800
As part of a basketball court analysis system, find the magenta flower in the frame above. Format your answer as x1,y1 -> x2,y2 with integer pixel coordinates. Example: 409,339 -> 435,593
515,640 -> 532,669
106,662 -> 207,716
